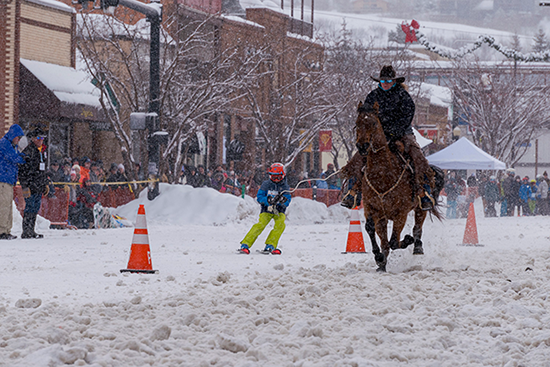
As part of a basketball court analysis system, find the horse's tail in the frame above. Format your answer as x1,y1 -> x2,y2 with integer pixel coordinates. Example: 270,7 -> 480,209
430,165 -> 445,221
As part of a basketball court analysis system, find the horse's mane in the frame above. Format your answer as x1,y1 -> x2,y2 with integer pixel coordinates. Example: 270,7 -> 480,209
357,101 -> 379,115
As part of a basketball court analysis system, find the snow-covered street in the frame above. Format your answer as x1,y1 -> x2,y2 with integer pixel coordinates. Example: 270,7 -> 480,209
1,185 -> 550,366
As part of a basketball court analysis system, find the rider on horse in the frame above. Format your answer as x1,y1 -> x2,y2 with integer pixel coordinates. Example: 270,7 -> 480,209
341,65 -> 436,210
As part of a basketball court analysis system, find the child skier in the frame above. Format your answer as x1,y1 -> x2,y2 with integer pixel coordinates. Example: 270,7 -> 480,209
239,163 -> 292,255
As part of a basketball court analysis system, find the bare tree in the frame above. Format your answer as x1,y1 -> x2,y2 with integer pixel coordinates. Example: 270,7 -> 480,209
77,12 -> 259,182
237,41 -> 341,167
317,21 -> 420,165
448,61 -> 550,166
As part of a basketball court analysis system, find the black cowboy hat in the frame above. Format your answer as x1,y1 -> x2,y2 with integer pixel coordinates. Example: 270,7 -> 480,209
27,127 -> 47,139
371,65 -> 406,84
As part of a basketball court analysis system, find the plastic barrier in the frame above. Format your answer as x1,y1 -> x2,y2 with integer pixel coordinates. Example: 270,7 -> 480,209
290,188 -> 341,207
97,186 -> 135,208
13,186 -> 69,225
14,184 -> 136,228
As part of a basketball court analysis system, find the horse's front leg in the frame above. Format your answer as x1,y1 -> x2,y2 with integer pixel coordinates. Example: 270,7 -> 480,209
412,209 -> 427,255
373,216 -> 389,272
365,215 -> 380,255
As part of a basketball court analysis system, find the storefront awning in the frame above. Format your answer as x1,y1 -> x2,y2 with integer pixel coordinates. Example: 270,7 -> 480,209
19,58 -> 107,123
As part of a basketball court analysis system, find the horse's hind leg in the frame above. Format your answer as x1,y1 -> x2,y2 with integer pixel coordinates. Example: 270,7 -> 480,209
389,215 -> 409,250
412,209 -> 427,255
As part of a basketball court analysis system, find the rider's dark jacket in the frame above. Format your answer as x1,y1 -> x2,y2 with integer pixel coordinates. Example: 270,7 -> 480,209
363,83 -> 415,142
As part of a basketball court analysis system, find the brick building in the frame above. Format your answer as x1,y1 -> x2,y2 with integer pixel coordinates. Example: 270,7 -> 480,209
0,0 -> 112,165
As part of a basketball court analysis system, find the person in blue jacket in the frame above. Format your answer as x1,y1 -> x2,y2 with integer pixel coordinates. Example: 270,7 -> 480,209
239,163 -> 292,255
0,124 -> 26,239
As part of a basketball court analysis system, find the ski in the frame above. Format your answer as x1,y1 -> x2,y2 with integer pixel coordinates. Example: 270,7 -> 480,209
256,249 -> 272,255
237,248 -> 250,254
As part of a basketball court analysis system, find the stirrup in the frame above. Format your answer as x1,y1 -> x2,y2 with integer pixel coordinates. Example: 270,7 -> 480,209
418,191 -> 435,211
341,191 -> 358,209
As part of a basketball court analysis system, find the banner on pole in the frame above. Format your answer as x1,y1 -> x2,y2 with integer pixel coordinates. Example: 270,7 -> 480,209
319,130 -> 332,152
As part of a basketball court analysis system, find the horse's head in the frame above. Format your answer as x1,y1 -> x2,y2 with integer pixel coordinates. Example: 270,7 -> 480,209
355,101 -> 383,156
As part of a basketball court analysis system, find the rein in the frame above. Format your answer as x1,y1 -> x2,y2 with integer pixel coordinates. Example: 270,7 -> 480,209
363,162 -> 408,201
280,169 -> 341,196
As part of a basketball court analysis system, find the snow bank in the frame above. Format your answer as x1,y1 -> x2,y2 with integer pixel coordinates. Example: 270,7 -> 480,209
113,183 -> 349,226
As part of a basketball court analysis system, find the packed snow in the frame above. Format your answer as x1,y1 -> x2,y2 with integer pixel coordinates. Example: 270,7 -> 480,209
1,184 -> 550,366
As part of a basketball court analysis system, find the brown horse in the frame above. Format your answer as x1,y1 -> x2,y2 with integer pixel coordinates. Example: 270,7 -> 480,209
355,102 -> 443,272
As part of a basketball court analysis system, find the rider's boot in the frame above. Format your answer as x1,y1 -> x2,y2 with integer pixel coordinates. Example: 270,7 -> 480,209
341,177 -> 362,209
417,174 -> 435,211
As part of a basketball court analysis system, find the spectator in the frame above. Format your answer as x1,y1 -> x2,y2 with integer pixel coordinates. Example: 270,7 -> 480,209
518,177 -> 531,216
60,161 -> 72,183
324,163 -> 339,190
0,124 -> 25,240
195,165 -> 211,188
80,157 -> 91,183
106,163 -> 117,182
529,179 -> 537,215
297,171 -> 311,188
483,176 -> 500,217
211,171 -> 226,191
536,174 -> 548,215
225,170 -> 240,194
477,173 -> 488,214
444,171 -> 460,219
501,169 -> 517,216
317,172 -> 329,189
116,163 -> 128,183
89,162 -> 103,195
77,178 -> 98,229
18,128 -> 48,239
186,166 -> 198,187
68,167 -> 81,228
47,160 -> 64,184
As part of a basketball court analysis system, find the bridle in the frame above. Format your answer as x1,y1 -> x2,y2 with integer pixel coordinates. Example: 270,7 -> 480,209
356,113 -> 411,205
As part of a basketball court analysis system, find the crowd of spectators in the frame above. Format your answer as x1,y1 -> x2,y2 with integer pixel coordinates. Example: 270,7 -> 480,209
46,156 -> 137,229
178,163 -> 343,199
444,169 -> 550,218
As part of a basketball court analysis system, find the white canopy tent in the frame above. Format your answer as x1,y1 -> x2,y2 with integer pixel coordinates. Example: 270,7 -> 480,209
427,137 -> 506,170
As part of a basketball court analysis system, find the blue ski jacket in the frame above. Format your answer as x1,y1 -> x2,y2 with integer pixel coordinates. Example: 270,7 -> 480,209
0,124 -> 25,185
256,178 -> 292,214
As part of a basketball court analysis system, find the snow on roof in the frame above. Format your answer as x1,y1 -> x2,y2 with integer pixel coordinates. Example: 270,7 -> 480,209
416,82 -> 452,108
77,14 -> 174,44
240,0 -> 284,12
26,0 -> 75,13
20,58 -> 101,107
474,0 -> 493,11
221,14 -> 265,28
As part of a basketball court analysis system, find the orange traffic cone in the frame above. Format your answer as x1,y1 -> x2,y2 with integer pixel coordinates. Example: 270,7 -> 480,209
342,207 -> 367,254
462,202 -> 480,246
120,204 -> 158,274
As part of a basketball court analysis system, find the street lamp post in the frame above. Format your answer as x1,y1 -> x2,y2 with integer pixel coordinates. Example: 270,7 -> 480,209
81,0 -> 164,200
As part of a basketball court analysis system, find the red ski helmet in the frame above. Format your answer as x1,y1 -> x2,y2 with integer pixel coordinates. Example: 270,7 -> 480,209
268,163 -> 285,182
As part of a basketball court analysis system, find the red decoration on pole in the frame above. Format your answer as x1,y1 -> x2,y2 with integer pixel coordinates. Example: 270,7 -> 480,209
401,20 -> 419,43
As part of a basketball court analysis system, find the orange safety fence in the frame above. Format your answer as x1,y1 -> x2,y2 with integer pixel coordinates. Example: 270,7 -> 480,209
13,185 -> 136,227
13,186 -> 69,225
291,188 -> 341,207
98,186 -> 136,208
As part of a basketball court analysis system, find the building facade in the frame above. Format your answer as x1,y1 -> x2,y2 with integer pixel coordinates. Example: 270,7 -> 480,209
0,0 -> 113,166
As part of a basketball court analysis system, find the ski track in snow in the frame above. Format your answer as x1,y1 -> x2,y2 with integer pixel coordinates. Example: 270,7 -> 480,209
1,188 -> 550,366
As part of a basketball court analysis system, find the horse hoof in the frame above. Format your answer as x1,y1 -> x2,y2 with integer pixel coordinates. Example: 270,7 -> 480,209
374,252 -> 385,264
413,246 -> 424,255
399,235 -> 414,249
413,239 -> 423,255
376,265 -> 386,272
